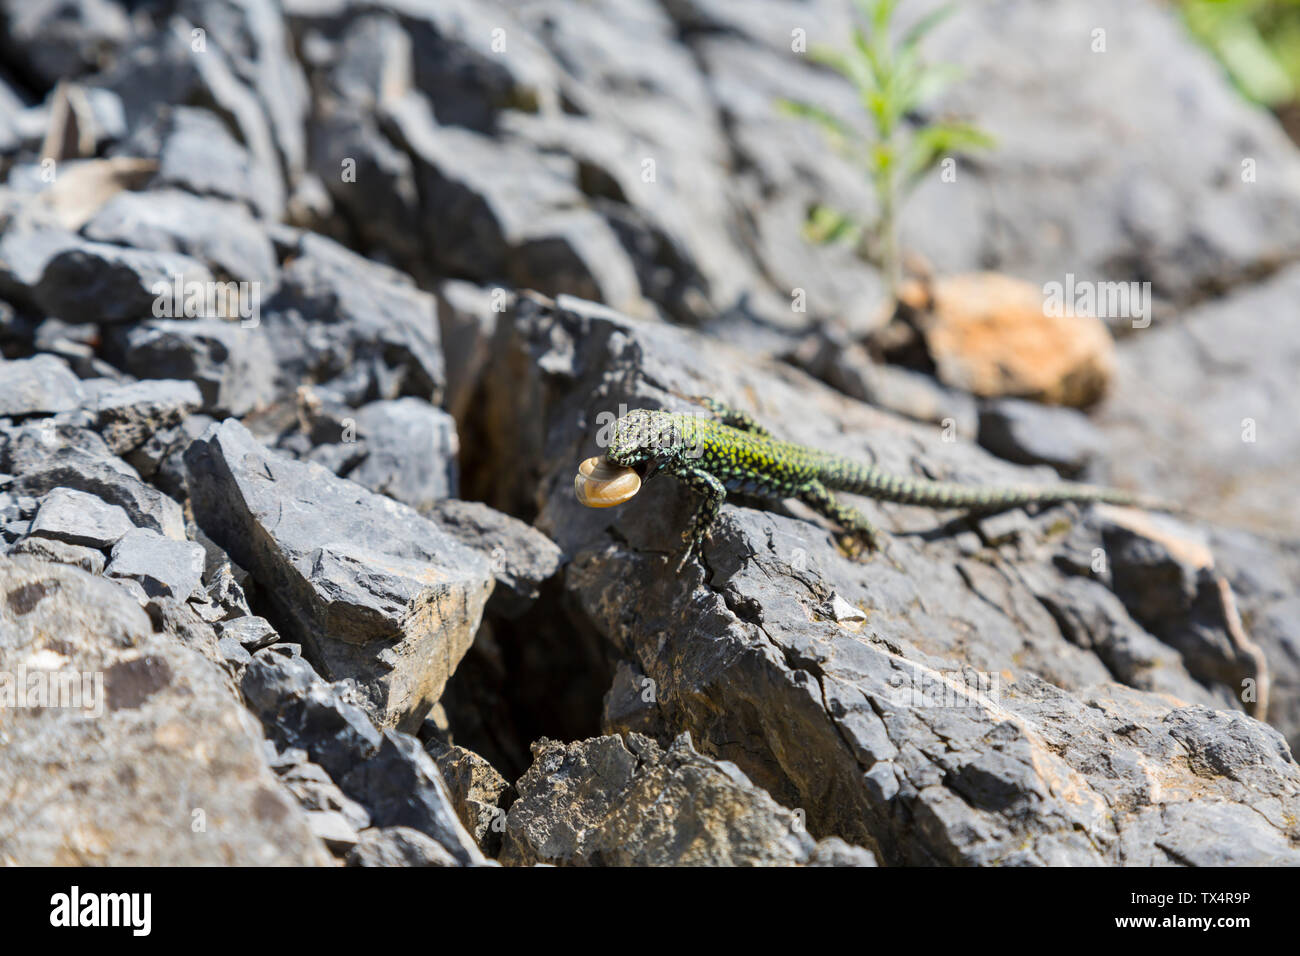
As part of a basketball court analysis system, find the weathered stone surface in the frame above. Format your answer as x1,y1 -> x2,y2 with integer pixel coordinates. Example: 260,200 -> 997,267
426,498 -> 563,618
110,319 -> 275,417
6,534 -> 106,574
186,419 -> 494,729
0,554 -> 330,865
471,293 -> 1300,865
427,739 -> 510,853
34,239 -> 213,325
83,188 -> 278,282
105,526 -> 206,600
979,397 -> 1107,478
85,378 -> 203,456
27,486 -> 134,549
346,398 -> 458,510
346,826 -> 460,868
503,734 -> 876,866
0,355 -> 84,417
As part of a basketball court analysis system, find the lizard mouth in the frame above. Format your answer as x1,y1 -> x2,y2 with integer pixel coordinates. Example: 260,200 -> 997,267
574,456 -> 643,508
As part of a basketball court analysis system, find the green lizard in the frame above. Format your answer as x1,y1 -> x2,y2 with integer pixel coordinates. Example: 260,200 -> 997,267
575,399 -> 1168,568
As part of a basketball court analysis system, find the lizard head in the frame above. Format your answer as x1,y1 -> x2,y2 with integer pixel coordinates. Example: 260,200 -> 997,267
575,409 -> 692,509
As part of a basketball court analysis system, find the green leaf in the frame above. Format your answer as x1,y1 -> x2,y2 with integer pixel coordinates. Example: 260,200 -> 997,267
802,204 -> 862,245
900,3 -> 956,54
774,98 -> 854,146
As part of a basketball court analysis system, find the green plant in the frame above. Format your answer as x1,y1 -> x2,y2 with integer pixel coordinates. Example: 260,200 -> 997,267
1177,0 -> 1300,107
778,0 -> 993,299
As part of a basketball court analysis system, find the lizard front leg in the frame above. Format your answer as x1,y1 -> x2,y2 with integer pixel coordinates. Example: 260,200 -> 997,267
672,465 -> 727,570
695,397 -> 774,438
797,479 -> 886,557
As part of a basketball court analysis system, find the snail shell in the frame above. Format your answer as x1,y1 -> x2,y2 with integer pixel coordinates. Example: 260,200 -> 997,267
574,456 -> 642,508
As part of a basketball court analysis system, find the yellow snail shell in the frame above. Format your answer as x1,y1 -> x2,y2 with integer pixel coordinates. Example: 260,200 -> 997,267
574,456 -> 642,508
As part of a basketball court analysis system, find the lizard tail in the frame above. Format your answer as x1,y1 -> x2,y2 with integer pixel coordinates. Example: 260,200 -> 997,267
830,464 -> 1173,513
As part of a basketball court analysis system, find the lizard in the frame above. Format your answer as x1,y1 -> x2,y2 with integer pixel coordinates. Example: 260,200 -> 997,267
574,399 -> 1170,568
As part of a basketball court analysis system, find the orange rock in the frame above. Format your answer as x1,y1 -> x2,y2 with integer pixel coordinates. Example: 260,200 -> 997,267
918,272 -> 1115,407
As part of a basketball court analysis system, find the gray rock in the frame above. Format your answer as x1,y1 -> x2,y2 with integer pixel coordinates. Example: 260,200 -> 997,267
346,826 -> 461,868
34,239 -> 214,325
216,615 -> 279,652
7,534 -> 106,574
502,734 -> 876,866
0,554 -> 330,865
426,739 -> 510,853
435,279 -> 508,424
339,729 -> 486,866
471,292 -> 1300,865
110,319 -> 276,417
85,378 -> 203,456
276,758 -> 371,832
240,651 -> 382,781
262,232 -> 444,404
185,418 -> 494,730
0,225 -> 82,313
82,189 -> 278,282
105,527 -> 206,600
979,398 -> 1106,477
0,355 -> 84,417
0,0 -> 131,88
305,809 -> 359,854
3,421 -> 186,540
27,486 -> 134,549
347,398 -> 458,510
426,498 -> 564,618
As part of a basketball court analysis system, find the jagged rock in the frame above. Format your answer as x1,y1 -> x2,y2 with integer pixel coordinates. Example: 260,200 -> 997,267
84,378 -> 203,456
82,189 -> 278,282
0,554 -> 330,865
26,486 -> 134,549
346,826 -> 460,868
261,232 -> 445,404
0,354 -> 84,416
33,239 -> 214,325
104,526 -> 206,600
471,293 -> 1300,865
346,398 -> 458,509
978,397 -> 1106,477
502,734 -> 876,866
426,498 -> 563,618
109,319 -> 275,417
217,615 -> 278,652
427,739 -> 510,853
0,0 -> 131,88
186,419 -> 494,729
7,534 -> 106,573
339,730 -> 486,866
2,420 -> 186,539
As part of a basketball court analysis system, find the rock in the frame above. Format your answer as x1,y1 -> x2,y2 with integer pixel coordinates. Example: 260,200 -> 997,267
34,239 -> 214,325
7,534 -> 106,574
261,232 -> 445,404
426,499 -> 564,618
0,554 -> 330,865
502,734 -> 876,866
85,378 -> 204,456
3,422 -> 186,540
346,826 -> 461,868
0,0 -> 130,88
276,759 -> 371,832
1095,263 -> 1300,537
105,527 -> 206,601
27,486 -> 134,549
436,279 -> 507,424
0,354 -> 84,417
186,419 -> 495,729
470,292 -> 1300,865
346,398 -> 458,509
240,652 -> 382,781
978,397 -> 1106,477
912,273 -> 1116,407
109,319 -> 276,417
426,740 -> 510,853
339,730 -> 486,866
305,809 -> 359,854
217,615 -> 279,652
82,189 -> 278,282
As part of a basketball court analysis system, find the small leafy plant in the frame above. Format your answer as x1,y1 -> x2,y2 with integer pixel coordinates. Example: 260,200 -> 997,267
778,0 -> 993,299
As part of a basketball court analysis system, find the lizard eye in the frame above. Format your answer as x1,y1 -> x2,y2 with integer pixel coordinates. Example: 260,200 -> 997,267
575,456 -> 643,508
